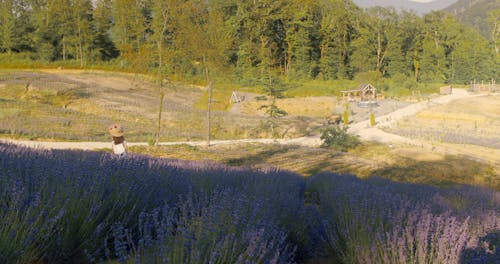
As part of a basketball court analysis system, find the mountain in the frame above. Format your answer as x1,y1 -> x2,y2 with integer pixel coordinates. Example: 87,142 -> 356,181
352,0 -> 459,15
443,0 -> 500,38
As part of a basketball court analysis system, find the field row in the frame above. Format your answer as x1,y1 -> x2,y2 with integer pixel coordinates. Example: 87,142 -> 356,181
1,143 -> 498,263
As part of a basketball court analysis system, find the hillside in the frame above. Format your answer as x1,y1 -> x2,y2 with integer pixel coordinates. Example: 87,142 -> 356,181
444,0 -> 500,37
352,0 -> 458,15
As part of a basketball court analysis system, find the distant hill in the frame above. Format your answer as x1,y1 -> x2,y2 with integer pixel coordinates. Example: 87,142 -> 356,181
443,0 -> 500,38
352,0 -> 458,15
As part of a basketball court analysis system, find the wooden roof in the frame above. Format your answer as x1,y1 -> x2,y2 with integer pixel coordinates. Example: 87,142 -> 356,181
341,83 -> 376,93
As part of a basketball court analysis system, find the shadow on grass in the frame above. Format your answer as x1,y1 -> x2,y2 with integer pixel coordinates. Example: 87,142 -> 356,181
369,155 -> 499,190
223,145 -> 298,167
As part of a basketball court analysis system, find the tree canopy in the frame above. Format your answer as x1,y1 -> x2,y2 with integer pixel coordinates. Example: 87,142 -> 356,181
0,0 -> 498,84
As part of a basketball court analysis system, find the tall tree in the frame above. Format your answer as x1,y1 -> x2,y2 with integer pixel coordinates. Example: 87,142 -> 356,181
233,0 -> 286,84
150,0 -> 179,145
488,9 -> 500,55
175,0 -> 233,145
0,0 -> 15,53
418,12 -> 451,82
451,28 -> 493,83
70,0 -> 94,66
351,7 -> 398,76
112,0 -> 147,59
318,0 -> 357,80
93,0 -> 118,60
385,11 -> 423,83
283,0 -> 318,79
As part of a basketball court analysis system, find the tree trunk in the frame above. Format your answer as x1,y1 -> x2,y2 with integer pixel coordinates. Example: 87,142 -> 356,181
206,81 -> 212,146
377,31 -> 382,72
62,39 -> 66,61
155,90 -> 164,146
78,23 -> 83,67
492,21 -> 498,55
203,55 -> 212,147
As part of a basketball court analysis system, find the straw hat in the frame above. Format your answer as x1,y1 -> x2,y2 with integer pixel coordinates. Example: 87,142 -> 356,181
108,124 -> 124,137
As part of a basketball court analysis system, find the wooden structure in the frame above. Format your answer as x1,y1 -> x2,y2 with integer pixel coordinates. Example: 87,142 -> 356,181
470,79 -> 498,93
439,86 -> 452,95
230,91 -> 245,103
341,83 -> 377,102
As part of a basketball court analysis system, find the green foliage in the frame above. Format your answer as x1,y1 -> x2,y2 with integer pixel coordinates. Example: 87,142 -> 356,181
0,0 -> 497,90
343,110 -> 349,126
320,126 -> 360,151
343,102 -> 350,126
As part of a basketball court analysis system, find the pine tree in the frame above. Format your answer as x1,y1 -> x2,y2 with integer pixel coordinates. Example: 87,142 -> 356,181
93,0 -> 118,61
284,0 -> 318,79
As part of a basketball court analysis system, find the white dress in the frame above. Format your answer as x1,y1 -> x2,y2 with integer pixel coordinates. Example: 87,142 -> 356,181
112,141 -> 127,157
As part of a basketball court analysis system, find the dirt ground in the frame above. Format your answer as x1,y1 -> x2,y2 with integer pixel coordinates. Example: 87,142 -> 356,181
1,70 -> 498,187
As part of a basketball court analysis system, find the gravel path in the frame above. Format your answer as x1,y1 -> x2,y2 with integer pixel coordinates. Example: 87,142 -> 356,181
0,89 -> 486,151
348,88 -> 474,144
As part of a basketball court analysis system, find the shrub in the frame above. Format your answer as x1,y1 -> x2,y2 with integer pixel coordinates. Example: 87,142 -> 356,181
0,143 -> 498,263
320,126 -> 360,151
308,173 -> 500,264
343,110 -> 349,125
370,112 -> 376,126
0,143 -> 305,263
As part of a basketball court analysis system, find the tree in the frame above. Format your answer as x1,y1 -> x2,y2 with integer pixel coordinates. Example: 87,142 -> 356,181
93,0 -> 118,61
259,72 -> 288,138
112,0 -> 147,60
70,0 -> 94,66
175,0 -> 233,146
451,28 -> 494,83
318,0 -> 358,80
233,0 -> 287,84
283,0 -> 319,79
418,12 -> 451,82
0,0 -> 15,53
150,0 -> 178,145
385,11 -> 423,83
351,7 -> 398,76
487,9 -> 500,55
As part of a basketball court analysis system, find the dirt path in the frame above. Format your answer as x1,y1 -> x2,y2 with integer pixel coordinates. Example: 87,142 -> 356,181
0,89 -> 492,162
348,88 -> 474,144
0,137 -> 322,150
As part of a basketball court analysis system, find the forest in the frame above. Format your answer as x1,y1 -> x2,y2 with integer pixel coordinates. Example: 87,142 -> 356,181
0,0 -> 498,86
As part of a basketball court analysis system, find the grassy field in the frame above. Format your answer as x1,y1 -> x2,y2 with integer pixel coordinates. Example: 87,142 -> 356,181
130,142 -> 499,190
387,95 -> 500,148
0,70 -> 323,141
1,69 -> 498,190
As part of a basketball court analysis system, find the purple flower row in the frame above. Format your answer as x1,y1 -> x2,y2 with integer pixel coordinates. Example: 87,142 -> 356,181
0,143 -> 498,263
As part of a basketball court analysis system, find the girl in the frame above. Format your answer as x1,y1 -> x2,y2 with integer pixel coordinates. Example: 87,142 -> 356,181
108,124 -> 127,157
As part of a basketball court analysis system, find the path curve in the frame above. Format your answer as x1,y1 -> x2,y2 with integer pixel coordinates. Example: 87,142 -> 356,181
348,88 -> 474,144
0,89 -> 487,151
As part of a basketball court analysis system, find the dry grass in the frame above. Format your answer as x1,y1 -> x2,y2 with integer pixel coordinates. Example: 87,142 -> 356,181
388,95 -> 500,151
0,70 -> 328,141
2,70 -> 498,190
130,142 -> 499,190
238,96 -> 338,117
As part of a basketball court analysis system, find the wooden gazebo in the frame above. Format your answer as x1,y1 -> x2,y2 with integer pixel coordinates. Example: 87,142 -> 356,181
341,83 -> 376,102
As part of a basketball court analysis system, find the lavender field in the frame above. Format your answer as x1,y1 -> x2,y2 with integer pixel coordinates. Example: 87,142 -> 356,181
0,143 -> 498,264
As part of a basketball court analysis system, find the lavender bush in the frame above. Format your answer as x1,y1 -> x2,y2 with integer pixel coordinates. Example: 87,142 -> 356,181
0,143 -> 498,263
115,190 -> 296,263
0,143 -> 304,263
308,173 -> 500,264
